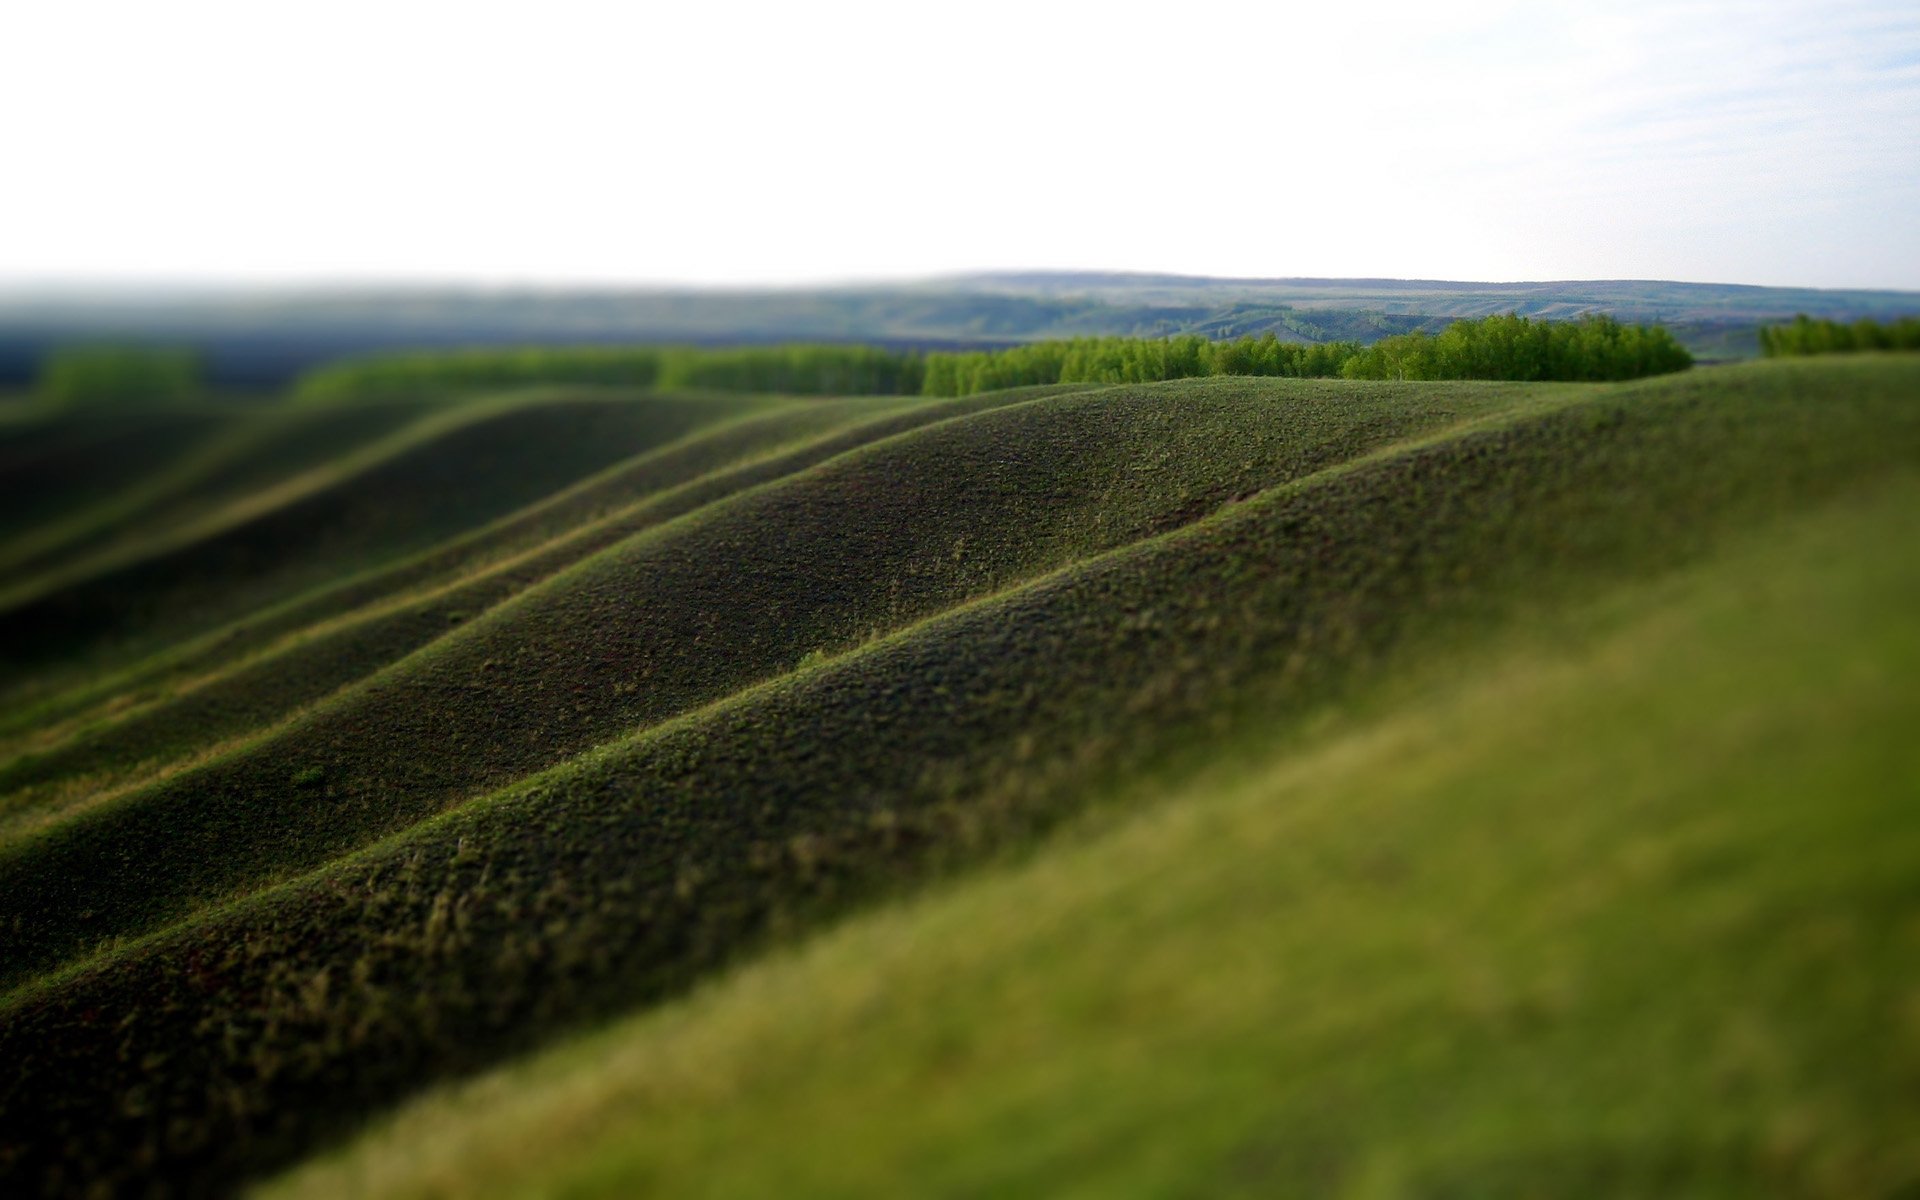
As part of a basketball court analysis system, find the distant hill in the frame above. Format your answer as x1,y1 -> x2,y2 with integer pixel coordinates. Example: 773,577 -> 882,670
942,270 -> 1920,321
1,273 -> 1916,387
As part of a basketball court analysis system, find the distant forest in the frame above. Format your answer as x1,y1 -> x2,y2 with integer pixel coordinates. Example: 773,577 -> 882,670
1758,314 -> 1920,357
282,315 -> 1693,405
925,317 -> 1690,394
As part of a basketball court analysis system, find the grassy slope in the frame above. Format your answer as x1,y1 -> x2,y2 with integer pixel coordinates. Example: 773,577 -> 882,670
0,406 -> 242,553
0,390 -> 756,687
0,392 -> 1049,832
0,376 -> 1527,989
271,468 -> 1920,1200
0,398 -> 442,582
0,391 -> 840,743
0,390 -> 1094,775
0,358 -> 1912,1195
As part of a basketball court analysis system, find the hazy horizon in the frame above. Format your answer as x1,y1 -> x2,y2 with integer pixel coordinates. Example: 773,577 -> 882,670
5,268 -> 1920,302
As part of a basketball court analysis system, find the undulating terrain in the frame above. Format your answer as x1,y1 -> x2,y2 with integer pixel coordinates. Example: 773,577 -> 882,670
1,356 -> 1916,1196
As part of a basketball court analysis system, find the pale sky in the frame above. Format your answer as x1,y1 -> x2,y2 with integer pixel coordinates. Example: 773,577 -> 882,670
4,0 -> 1917,290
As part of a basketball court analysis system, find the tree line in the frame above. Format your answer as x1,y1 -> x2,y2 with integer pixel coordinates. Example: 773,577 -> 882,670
1338,313 -> 1692,382
1758,315 -> 1920,357
918,335 -> 1361,395
68,308 -> 1920,409
923,315 -> 1690,393
287,315 -> 1694,405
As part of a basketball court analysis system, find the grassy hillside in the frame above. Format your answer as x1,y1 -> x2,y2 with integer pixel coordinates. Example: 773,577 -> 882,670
0,357 -> 1913,1196
0,397 -> 442,581
0,393 -> 845,740
0,405 -> 241,553
0,391 -> 1054,836
0,390 -> 776,689
272,469 -> 1920,1199
0,376 -> 1540,987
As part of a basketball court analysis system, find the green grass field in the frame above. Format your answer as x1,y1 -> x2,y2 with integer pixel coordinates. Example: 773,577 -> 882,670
272,461 -> 1920,1200
0,357 -> 1914,1196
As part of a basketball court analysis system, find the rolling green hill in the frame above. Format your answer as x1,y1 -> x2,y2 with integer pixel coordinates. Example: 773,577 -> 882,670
0,390 -> 779,683
271,468 -> 1920,1199
0,405 -> 242,554
0,356 -> 1914,1197
0,398 -> 443,582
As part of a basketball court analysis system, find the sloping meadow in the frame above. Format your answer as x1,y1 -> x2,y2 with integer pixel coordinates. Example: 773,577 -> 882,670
0,377 -> 1536,989
0,393 -> 1028,831
1,357 -> 1916,1194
